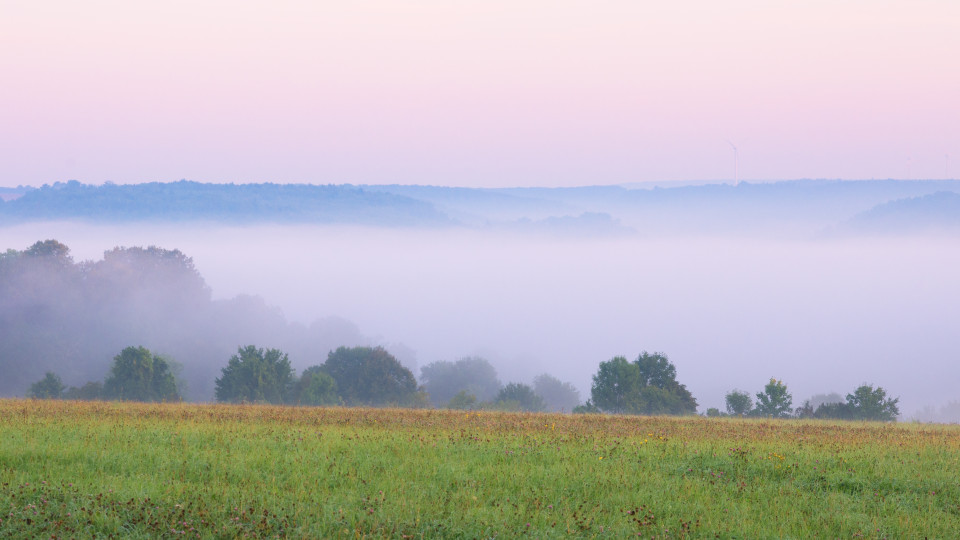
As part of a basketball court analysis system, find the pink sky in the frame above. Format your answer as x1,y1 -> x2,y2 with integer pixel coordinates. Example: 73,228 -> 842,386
1,0 -> 958,188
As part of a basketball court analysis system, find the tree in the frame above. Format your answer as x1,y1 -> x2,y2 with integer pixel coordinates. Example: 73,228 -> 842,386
754,378 -> 793,418
811,401 -> 853,420
24,239 -> 73,264
28,372 -> 64,399
323,346 -> 419,407
590,356 -> 642,414
103,346 -> 180,402
293,366 -> 339,406
725,390 -> 753,416
844,384 -> 900,421
419,356 -> 501,407
215,345 -> 294,404
447,390 -> 478,410
589,352 -> 698,415
63,381 -> 103,401
493,383 -> 546,412
532,373 -> 581,412
103,347 -> 180,402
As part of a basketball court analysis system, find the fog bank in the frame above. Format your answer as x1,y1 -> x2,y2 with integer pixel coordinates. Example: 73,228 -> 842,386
3,222 -> 957,417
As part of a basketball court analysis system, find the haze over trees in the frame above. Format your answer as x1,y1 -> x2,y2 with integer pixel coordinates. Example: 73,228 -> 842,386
28,372 -> 65,400
419,357 -> 502,407
0,236 -> 937,421
532,373 -> 581,412
0,240 -> 376,401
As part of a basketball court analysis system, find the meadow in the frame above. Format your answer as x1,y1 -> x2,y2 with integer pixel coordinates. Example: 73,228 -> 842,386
1,399 -> 958,538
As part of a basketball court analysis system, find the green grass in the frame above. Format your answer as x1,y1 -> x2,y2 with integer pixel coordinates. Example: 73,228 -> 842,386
1,399 -> 958,538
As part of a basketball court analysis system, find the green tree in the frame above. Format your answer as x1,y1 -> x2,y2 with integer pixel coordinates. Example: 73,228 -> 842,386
293,366 -> 339,406
63,381 -> 103,401
725,390 -> 753,416
754,378 -> 793,418
844,384 -> 900,421
447,390 -> 478,410
493,382 -> 546,412
24,239 -> 73,263
28,372 -> 65,399
811,401 -> 853,420
323,346 -> 419,407
419,356 -> 501,407
532,373 -> 581,412
214,345 -> 294,404
103,346 -> 180,402
589,352 -> 698,415
590,356 -> 642,414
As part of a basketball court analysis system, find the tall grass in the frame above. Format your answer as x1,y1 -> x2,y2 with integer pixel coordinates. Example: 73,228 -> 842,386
1,399 -> 958,538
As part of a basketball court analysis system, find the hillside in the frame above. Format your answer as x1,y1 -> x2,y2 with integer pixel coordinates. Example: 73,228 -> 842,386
1,179 -> 958,236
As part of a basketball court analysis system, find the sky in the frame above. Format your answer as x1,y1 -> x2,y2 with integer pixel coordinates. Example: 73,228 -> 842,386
1,0 -> 958,188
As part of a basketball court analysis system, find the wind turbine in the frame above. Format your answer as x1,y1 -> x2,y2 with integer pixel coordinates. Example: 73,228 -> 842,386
726,140 -> 739,186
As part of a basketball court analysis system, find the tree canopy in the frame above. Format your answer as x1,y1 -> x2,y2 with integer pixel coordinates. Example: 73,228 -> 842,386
419,356 -> 501,407
28,372 -> 65,399
725,390 -> 752,416
323,346 -> 419,407
798,384 -> 900,421
532,373 -> 581,412
493,383 -> 546,412
754,378 -> 793,418
103,346 -> 180,402
214,345 -> 294,404
589,352 -> 697,415
845,384 -> 899,421
293,366 -> 339,406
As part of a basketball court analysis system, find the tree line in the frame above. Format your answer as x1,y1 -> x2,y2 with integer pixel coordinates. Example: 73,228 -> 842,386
8,239 -> 902,421
26,345 -> 582,413
709,378 -> 900,422
27,344 -> 901,422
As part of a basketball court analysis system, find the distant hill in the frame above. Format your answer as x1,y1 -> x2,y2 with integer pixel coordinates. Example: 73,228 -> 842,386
0,180 -> 450,227
842,191 -> 960,233
368,179 -> 960,236
2,179 -> 958,236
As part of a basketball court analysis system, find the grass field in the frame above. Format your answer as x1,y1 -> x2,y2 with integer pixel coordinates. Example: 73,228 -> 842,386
1,400 -> 958,538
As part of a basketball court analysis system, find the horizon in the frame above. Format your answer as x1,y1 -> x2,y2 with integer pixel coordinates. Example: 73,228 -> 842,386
3,177 -> 960,192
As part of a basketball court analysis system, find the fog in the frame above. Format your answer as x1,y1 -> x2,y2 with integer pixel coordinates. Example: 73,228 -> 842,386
3,221 -> 957,419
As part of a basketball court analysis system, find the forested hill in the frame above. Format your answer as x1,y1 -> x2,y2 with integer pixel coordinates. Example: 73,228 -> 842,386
1,179 -> 958,235
0,181 -> 449,226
